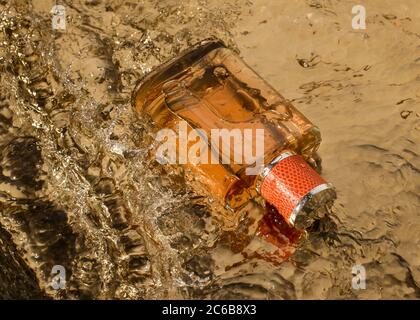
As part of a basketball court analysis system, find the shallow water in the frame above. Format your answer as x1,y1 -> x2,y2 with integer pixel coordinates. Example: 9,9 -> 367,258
0,0 -> 419,299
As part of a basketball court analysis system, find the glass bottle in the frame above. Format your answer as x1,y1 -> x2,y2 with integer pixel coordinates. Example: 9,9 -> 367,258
132,39 -> 336,229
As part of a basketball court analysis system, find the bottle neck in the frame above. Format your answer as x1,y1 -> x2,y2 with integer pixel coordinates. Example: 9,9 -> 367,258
257,150 -> 335,228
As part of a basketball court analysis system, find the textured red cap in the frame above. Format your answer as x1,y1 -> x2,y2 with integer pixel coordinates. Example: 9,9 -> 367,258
260,151 -> 331,227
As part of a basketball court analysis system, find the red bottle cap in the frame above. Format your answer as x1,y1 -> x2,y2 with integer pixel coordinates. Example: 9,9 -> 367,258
259,151 -> 334,228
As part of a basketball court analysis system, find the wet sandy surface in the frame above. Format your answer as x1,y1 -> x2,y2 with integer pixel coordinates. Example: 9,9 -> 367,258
0,0 -> 419,299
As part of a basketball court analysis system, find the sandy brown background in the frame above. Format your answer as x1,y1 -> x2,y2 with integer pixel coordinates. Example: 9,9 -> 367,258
0,0 -> 419,299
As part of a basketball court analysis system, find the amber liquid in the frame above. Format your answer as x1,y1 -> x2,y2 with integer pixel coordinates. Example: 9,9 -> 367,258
133,40 -> 322,212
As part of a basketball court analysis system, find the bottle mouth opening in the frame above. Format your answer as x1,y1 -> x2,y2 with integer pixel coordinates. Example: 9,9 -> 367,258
259,150 -> 336,229
290,184 -> 336,229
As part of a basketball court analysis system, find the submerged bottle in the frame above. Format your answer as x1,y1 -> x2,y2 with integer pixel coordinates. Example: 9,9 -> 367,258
132,39 -> 336,229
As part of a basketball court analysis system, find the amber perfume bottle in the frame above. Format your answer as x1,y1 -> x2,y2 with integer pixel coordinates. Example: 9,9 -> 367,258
132,39 -> 336,229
